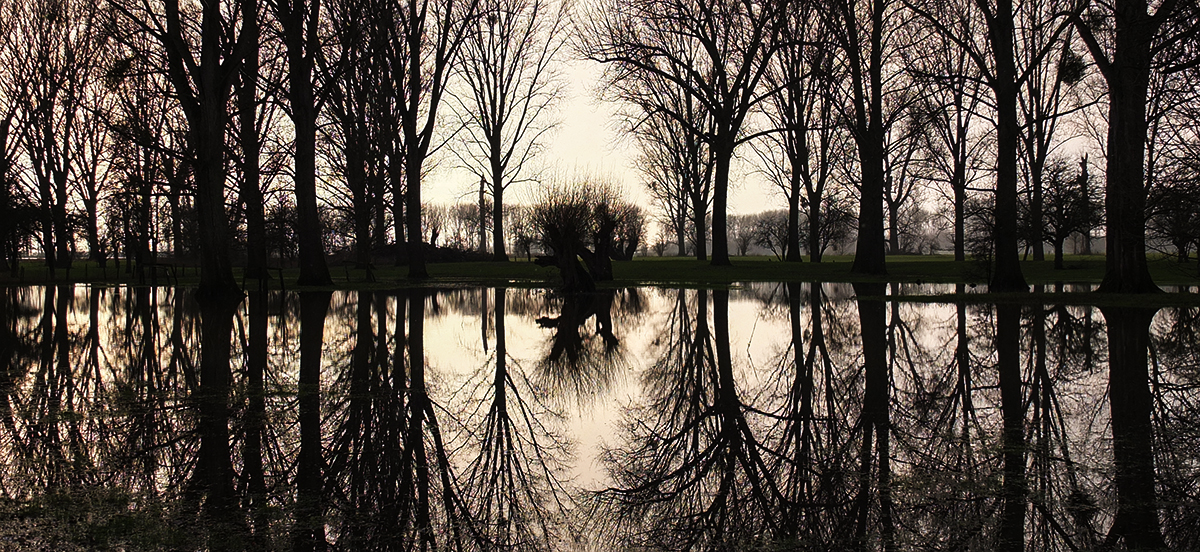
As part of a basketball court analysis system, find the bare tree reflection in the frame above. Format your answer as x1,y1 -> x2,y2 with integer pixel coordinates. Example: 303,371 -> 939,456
850,283 -> 894,551
1150,305 -> 1200,549
1027,292 -> 1104,550
397,289 -> 474,550
761,282 -> 862,547
456,288 -> 573,550
324,291 -> 408,549
996,302 -> 1027,552
236,288 -> 271,547
894,284 -> 993,549
4,284 -> 1200,551
593,289 -> 786,550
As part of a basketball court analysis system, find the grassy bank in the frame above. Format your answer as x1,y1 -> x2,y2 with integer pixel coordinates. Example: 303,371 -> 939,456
3,255 -> 1199,302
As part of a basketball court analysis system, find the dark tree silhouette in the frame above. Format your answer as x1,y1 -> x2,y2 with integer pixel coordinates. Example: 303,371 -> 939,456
754,6 -> 840,262
455,0 -> 568,262
631,85 -> 716,260
269,0 -> 333,286
389,0 -> 482,279
578,0 -> 791,267
824,0 -> 899,275
108,0 -> 253,297
1073,0 -> 1198,293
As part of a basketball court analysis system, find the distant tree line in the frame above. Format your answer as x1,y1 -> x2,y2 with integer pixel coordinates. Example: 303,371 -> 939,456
0,0 -> 1196,294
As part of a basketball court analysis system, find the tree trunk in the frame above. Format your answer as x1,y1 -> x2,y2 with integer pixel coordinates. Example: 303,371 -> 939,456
954,172 -> 965,262
291,68 -> 332,285
989,0 -> 1028,292
348,123 -> 372,268
239,11 -> 266,278
52,163 -> 72,270
84,192 -> 102,266
786,175 -> 802,262
808,194 -> 823,262
691,192 -> 707,261
37,173 -> 56,269
193,113 -> 239,298
853,137 -> 887,275
887,198 -> 900,254
675,218 -> 687,257
492,173 -> 508,261
710,141 -> 732,266
389,153 -> 405,266
405,145 -> 427,279
1096,2 -> 1160,294
1030,160 -> 1045,261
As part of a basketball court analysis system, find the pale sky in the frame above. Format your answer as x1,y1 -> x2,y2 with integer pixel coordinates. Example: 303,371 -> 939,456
427,59 -> 778,217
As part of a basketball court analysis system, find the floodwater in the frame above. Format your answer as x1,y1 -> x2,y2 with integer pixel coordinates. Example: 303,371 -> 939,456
1,283 -> 1198,551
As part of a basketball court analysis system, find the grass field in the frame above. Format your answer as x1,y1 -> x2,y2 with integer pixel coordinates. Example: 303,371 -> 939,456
3,254 -> 1199,305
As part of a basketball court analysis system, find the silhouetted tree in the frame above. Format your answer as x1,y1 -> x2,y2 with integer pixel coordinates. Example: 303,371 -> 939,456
389,0 -> 482,279
579,0 -> 792,266
108,0 -> 253,297
454,0 -> 568,262
1073,0 -> 1199,293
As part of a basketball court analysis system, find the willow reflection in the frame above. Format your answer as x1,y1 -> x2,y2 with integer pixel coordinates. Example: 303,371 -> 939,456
535,289 -> 631,402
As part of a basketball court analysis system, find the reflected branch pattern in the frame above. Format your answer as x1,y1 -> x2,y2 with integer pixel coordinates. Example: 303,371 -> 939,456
0,284 -> 1198,551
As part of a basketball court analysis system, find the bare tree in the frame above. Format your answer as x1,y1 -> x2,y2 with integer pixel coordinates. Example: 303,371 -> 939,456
823,0 -> 908,275
104,31 -> 190,272
455,0 -> 567,262
19,0 -> 106,271
578,0 -> 792,266
325,0 -> 385,269
71,80 -> 116,266
908,0 -> 1079,291
1073,0 -> 1198,293
0,0 -> 32,273
882,104 -> 929,254
109,0 -> 253,297
268,0 -> 333,285
907,11 -> 989,262
754,4 -> 840,262
1042,155 -> 1101,268
752,209 -> 790,259
1016,3 -> 1090,262
387,0 -> 482,279
632,86 -> 715,260
235,0 -> 269,279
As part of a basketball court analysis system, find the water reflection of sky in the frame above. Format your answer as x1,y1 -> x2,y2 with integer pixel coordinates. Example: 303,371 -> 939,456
3,284 -> 1198,551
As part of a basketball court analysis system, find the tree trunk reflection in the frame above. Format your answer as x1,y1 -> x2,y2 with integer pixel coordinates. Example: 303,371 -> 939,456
194,290 -> 246,550
1102,306 -> 1166,551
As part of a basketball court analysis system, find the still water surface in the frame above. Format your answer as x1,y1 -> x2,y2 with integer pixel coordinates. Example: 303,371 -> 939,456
1,283 -> 1198,551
